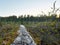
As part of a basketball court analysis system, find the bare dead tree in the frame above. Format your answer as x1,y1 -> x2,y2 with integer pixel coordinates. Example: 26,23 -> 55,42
51,1 -> 60,14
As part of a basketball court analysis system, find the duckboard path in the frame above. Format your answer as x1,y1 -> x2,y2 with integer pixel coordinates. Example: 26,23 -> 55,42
11,25 -> 36,45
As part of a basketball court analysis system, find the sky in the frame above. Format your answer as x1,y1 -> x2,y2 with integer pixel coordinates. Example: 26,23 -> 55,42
0,0 -> 60,17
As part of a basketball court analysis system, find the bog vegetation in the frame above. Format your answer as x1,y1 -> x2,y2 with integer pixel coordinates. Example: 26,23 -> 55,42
0,14 -> 60,45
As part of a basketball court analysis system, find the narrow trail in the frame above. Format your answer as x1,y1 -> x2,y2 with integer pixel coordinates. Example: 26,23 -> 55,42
11,25 -> 36,45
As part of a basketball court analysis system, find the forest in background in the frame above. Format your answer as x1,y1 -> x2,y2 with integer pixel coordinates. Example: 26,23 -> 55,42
0,14 -> 60,23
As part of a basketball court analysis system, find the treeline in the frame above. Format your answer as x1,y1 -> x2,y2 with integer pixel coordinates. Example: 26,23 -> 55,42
0,14 -> 60,22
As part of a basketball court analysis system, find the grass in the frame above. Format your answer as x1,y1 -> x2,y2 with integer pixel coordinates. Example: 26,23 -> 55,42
0,22 -> 60,45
